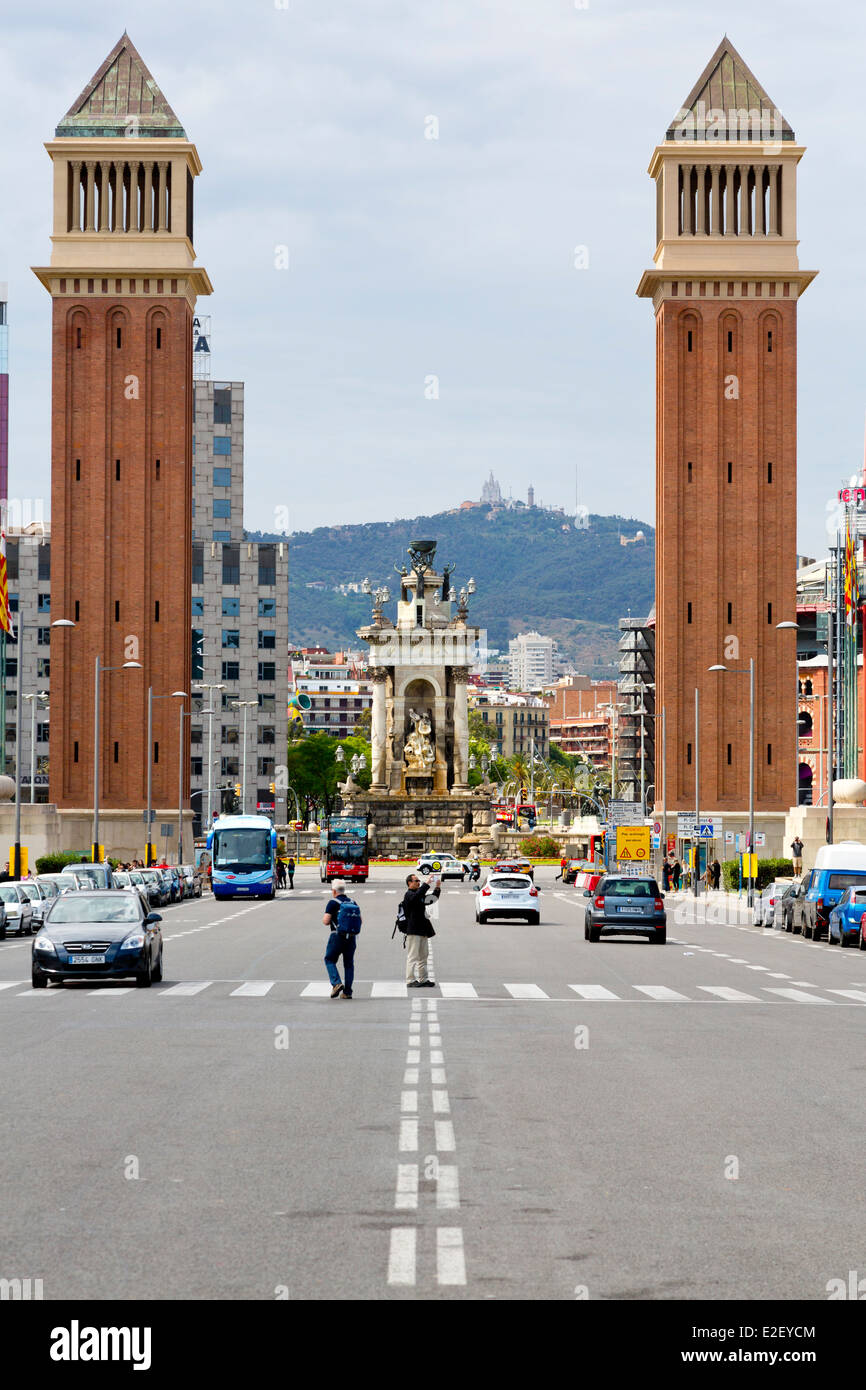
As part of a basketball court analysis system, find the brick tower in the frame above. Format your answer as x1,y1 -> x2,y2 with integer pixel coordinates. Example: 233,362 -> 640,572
637,37 -> 816,813
33,34 -> 211,846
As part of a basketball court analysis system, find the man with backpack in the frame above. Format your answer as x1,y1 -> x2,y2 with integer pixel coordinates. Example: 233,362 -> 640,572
399,871 -> 441,988
323,879 -> 362,999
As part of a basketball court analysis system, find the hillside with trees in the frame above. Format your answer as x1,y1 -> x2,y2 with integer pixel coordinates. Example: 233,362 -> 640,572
249,505 -> 654,676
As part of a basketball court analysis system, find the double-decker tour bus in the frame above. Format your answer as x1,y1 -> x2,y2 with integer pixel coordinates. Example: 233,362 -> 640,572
320,815 -> 369,883
207,814 -> 277,899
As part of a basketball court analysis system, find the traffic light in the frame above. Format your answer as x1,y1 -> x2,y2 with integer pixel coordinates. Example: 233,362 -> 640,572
234,783 -> 241,798
269,782 -> 276,794
520,787 -> 527,801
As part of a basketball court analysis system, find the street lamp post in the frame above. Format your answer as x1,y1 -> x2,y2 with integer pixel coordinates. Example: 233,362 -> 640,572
709,658 -> 756,908
12,615 -> 24,876
776,618 -> 825,840
179,706 -> 189,865
23,690 -> 48,805
92,655 -> 143,861
232,700 -> 257,814
51,620 -> 144,863
194,683 -> 225,831
146,688 -> 187,866
693,687 -> 699,899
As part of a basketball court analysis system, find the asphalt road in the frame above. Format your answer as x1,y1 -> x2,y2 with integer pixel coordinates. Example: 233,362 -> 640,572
2,867 -> 865,1301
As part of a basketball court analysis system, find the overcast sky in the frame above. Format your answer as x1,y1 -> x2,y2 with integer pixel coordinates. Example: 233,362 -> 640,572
0,0 -> 860,556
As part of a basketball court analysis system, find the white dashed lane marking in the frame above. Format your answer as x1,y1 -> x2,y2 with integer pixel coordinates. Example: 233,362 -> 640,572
387,1229 -> 416,1286
698,986 -> 761,1002
505,983 -> 549,1000
763,987 -> 836,1004
634,985 -> 690,1002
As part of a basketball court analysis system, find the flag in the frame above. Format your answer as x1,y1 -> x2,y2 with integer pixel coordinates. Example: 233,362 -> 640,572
0,530 -> 14,636
844,522 -> 859,626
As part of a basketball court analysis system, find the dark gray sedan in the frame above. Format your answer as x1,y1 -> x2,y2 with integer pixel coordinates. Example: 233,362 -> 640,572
773,880 -> 807,933
583,875 -> 666,944
32,890 -> 163,988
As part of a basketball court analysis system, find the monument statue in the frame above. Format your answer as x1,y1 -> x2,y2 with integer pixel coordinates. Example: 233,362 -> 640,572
404,709 -> 435,773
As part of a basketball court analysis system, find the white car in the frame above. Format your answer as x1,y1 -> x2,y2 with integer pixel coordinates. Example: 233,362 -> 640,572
754,878 -> 793,927
476,872 -> 541,925
0,884 -> 34,936
14,880 -> 52,927
416,853 -> 469,881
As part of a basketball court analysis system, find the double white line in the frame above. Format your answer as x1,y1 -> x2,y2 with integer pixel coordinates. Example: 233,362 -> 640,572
388,995 -> 466,1288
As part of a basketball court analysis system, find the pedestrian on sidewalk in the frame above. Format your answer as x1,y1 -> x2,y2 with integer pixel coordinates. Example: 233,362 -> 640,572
711,859 -> 721,891
323,879 -> 362,999
287,856 -> 295,889
275,856 -> 286,889
790,836 -> 804,876
662,859 -> 671,892
671,859 -> 682,890
401,871 -> 441,988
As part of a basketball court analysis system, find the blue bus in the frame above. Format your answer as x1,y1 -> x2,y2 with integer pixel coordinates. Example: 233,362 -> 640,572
207,814 -> 277,900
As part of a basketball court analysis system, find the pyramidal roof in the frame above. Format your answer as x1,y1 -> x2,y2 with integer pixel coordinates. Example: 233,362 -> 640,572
56,32 -> 186,139
666,36 -> 794,143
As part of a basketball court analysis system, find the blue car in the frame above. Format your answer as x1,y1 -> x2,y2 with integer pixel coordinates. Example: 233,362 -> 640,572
828,886 -> 866,948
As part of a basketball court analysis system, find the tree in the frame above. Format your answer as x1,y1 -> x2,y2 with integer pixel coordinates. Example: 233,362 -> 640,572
285,732 -> 373,820
468,710 -> 496,747
286,734 -> 344,819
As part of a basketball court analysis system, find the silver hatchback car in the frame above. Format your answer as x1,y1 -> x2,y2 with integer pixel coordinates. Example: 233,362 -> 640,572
0,884 -> 34,936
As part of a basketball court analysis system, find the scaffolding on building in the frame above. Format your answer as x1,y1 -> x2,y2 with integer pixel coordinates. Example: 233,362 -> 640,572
617,616 -> 656,809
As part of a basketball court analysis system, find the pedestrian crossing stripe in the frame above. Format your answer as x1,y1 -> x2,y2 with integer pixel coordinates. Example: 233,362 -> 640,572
3,979 -> 863,1003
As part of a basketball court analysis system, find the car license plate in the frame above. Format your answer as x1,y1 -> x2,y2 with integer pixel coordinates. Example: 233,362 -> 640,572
70,954 -> 105,965
617,905 -> 643,913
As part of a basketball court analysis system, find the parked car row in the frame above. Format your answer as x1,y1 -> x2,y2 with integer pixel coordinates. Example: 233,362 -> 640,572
772,844 -> 866,946
0,862 -> 202,939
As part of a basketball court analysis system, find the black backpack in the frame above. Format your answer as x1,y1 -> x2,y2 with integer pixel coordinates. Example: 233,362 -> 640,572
391,902 -> 408,943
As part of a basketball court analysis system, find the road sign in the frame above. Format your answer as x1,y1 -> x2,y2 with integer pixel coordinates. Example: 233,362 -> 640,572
652,820 -> 661,836
142,810 -> 156,823
755,832 -> 766,847
609,800 -> 644,825
679,816 -> 721,839
160,824 -> 174,837
725,830 -> 734,845
616,826 -> 652,862
651,834 -> 660,849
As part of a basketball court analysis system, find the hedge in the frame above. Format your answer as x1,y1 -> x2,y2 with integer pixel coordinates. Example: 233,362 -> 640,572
34,851 -> 91,875
721,856 -> 795,892
520,834 -> 562,859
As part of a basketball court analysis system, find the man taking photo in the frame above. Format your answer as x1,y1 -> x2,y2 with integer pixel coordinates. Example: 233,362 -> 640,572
401,871 -> 440,988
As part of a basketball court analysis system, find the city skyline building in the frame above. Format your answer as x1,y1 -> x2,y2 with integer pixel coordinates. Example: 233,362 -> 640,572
508,630 -> 556,691
190,379 -> 287,833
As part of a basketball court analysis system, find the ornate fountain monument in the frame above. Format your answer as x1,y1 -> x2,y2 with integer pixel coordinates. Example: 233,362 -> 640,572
342,540 -> 494,855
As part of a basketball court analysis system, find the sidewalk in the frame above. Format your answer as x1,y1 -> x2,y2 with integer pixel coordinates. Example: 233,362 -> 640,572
664,887 -> 762,928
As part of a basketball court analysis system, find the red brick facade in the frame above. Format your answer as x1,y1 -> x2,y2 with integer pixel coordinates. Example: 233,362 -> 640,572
655,290 -> 798,810
49,291 -> 193,809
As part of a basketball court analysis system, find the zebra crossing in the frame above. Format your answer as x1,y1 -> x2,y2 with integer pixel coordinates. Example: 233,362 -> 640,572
3,978 -> 866,1004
